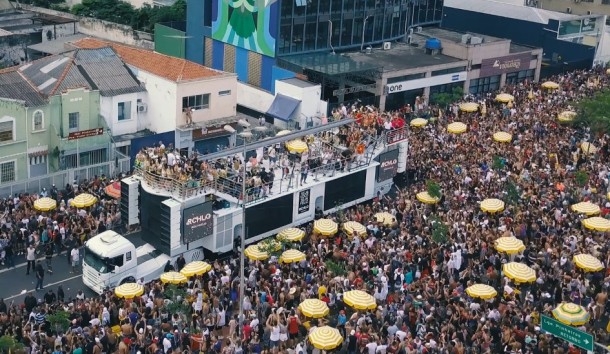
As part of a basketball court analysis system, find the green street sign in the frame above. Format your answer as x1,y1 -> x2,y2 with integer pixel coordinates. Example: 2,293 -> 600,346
540,315 -> 594,352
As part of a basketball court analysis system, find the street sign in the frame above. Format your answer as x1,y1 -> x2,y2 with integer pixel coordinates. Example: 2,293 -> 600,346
541,315 -> 594,352
68,128 -> 104,140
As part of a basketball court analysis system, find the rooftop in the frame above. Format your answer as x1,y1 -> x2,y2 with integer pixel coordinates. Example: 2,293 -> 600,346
279,43 -> 464,76
0,69 -> 46,107
444,0 -> 588,24
279,78 -> 318,88
28,34 -> 86,55
421,27 -> 507,44
70,37 -> 227,82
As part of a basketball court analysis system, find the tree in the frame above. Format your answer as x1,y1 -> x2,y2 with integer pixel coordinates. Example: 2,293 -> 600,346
47,310 -> 71,332
257,237 -> 285,257
426,180 -> 442,199
492,155 -> 504,171
505,180 -> 520,206
0,335 -> 24,352
574,170 -> 589,188
430,87 -> 464,109
324,259 -> 347,276
575,89 -> 610,134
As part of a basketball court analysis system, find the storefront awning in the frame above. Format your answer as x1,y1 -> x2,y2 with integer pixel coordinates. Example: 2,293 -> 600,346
266,93 -> 301,122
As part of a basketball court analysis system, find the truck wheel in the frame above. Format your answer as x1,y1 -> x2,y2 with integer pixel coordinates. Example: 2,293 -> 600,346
120,277 -> 136,284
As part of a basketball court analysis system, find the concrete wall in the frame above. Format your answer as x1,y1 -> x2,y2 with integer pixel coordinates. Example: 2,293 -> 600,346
175,75 -> 238,124
13,4 -> 154,49
236,82 -> 274,114
154,23 -> 185,58
41,22 -> 77,42
0,32 -> 38,67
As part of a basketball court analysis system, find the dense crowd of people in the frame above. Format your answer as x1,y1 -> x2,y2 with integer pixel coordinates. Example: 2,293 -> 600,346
0,67 -> 608,354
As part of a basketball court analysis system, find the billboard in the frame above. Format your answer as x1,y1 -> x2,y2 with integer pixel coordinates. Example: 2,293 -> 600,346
211,0 -> 278,58
377,149 -> 399,182
182,202 -> 214,243
480,53 -> 531,77
297,189 -> 310,214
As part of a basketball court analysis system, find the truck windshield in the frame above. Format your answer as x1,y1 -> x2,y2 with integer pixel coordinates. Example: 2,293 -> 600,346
83,247 -> 111,274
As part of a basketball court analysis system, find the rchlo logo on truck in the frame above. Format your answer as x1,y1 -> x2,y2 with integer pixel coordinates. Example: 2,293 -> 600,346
186,213 -> 212,226
381,159 -> 398,168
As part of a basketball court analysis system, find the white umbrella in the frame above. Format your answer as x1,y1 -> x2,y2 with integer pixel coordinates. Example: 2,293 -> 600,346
254,126 -> 268,131
223,125 -> 236,133
238,119 -> 251,127
239,131 -> 253,138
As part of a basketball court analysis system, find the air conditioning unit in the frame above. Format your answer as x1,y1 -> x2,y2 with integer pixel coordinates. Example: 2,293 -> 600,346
383,41 -> 391,50
470,36 -> 483,45
566,7 -> 572,13
137,102 -> 147,113
416,26 -> 423,33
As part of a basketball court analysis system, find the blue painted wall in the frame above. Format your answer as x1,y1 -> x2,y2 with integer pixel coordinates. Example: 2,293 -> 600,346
261,55 -> 275,92
442,8 -> 594,68
271,66 -> 295,94
185,0 -> 204,64
212,40 -> 225,71
235,46 -> 249,82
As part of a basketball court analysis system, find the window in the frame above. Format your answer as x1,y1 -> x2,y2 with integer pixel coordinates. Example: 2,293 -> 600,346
0,118 -> 14,142
0,161 -> 15,182
32,111 -> 44,131
604,0 -> 610,5
182,94 -> 210,110
218,90 -> 231,96
118,101 -> 132,121
469,75 -> 500,95
68,112 -> 79,132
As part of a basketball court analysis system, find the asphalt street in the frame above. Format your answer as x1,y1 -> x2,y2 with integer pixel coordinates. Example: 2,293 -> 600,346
0,231 -> 146,305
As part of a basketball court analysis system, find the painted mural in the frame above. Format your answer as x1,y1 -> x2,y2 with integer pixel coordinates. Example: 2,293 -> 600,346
212,0 -> 278,58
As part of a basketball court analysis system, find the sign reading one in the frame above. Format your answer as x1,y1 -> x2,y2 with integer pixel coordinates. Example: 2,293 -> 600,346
480,53 -> 531,77
182,201 -> 214,243
298,189 -> 310,214
377,149 -> 400,182
540,315 -> 594,352
68,128 -> 104,141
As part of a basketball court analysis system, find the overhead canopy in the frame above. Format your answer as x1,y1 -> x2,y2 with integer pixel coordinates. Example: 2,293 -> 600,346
266,93 -> 301,122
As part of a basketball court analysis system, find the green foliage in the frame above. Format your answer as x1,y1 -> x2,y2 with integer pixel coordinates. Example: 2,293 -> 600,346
426,180 -> 442,199
505,180 -> 520,206
575,89 -> 610,134
574,170 -> 589,188
0,335 -> 23,351
324,259 -> 347,276
430,215 -> 449,244
430,87 -> 464,108
334,200 -> 346,222
257,237 -> 284,257
71,0 -> 186,33
164,284 -> 191,317
47,310 -> 71,332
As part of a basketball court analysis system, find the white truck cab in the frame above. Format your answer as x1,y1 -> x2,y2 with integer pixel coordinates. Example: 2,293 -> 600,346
83,231 -> 172,294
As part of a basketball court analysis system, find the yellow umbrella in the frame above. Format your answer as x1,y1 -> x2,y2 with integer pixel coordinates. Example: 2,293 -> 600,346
244,245 -> 269,261
557,110 -> 577,123
571,201 -> 601,216
308,326 -> 343,350
410,118 -> 428,127
447,122 -> 467,134
114,283 -> 144,299
607,68 -> 610,75
416,191 -> 440,204
279,249 -> 306,263
343,290 -> 377,310
494,237 -> 525,255
298,299 -> 330,318
277,228 -> 305,242
580,142 -> 597,154
459,102 -> 479,112
466,284 -> 498,300
276,130 -> 292,137
34,197 -> 56,212
541,81 -> 559,89
573,254 -> 604,272
493,131 -> 512,143
71,193 -> 98,208
313,218 -> 338,236
502,262 -> 536,283
343,221 -> 367,237
180,261 -> 212,277
374,212 -> 395,226
495,93 -> 514,103
160,271 -> 188,284
581,217 -> 610,232
285,139 -> 308,154
552,303 -> 590,326
480,198 -> 505,213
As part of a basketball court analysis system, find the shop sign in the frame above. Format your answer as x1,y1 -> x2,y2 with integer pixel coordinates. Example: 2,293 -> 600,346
377,149 -> 399,182
192,124 -> 236,140
297,189 -> 310,214
480,53 -> 531,77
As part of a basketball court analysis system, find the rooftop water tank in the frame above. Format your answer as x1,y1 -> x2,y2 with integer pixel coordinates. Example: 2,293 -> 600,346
425,38 -> 442,50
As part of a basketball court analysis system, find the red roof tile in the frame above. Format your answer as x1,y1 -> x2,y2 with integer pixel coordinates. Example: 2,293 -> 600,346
71,37 -> 222,82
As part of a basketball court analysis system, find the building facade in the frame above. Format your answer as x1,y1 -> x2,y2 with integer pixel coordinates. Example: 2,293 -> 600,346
185,0 -> 444,93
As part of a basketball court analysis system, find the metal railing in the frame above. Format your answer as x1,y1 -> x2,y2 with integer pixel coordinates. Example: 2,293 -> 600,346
0,155 -> 131,198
